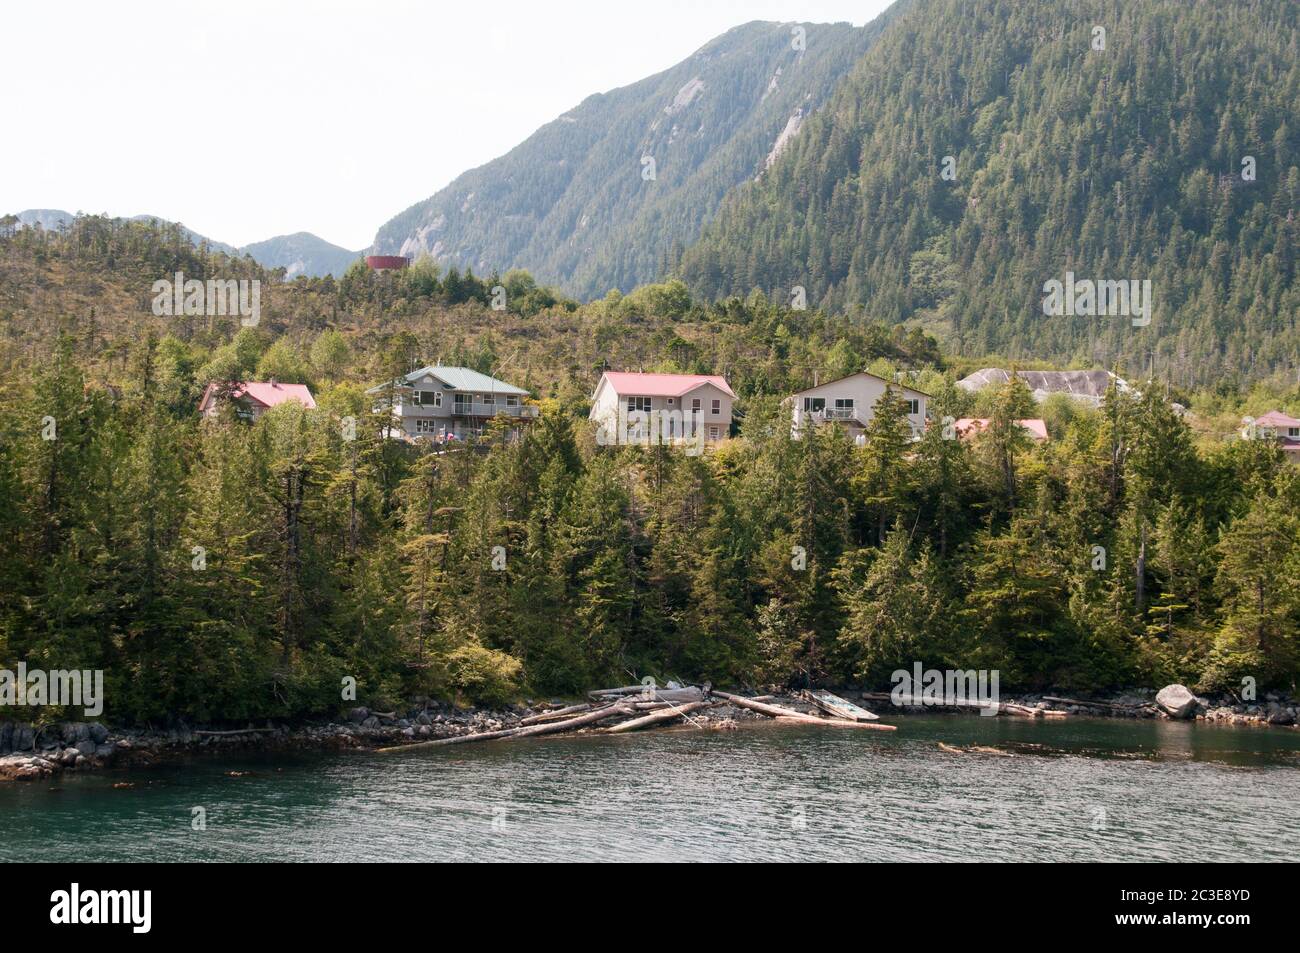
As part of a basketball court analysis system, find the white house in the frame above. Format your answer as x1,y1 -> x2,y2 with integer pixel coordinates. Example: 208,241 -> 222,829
1243,410 -> 1300,463
589,371 -> 734,446
788,371 -> 929,441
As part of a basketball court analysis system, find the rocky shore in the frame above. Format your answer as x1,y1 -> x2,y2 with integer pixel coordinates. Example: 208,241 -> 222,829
1,686 -> 1295,782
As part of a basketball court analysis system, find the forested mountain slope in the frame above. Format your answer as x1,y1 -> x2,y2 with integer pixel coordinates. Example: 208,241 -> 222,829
678,0 -> 1300,388
370,19 -> 891,298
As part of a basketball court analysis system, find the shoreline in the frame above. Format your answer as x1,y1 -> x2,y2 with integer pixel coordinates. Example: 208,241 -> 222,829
2,688 -> 1295,783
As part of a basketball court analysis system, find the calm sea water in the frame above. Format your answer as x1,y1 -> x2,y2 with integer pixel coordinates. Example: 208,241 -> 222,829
3,716 -> 1298,862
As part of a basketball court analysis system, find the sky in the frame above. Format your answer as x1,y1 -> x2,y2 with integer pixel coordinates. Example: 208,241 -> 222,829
3,0 -> 894,251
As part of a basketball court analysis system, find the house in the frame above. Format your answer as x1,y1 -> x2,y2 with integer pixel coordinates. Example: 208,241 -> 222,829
953,417 -> 1049,443
788,371 -> 929,441
1242,410 -> 1300,463
956,368 -> 1133,407
367,365 -> 536,441
198,379 -> 317,421
589,371 -> 734,445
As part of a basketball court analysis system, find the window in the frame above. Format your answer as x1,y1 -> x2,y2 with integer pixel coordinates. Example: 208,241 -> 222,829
506,395 -> 519,407
709,426 -> 720,440
667,398 -> 674,405
627,396 -> 652,413
905,398 -> 920,416
415,419 -> 440,434
691,398 -> 702,414
1290,427 -> 1300,438
413,390 -> 441,407
711,399 -> 721,415
482,393 -> 495,406
803,397 -> 826,412
834,398 -> 854,410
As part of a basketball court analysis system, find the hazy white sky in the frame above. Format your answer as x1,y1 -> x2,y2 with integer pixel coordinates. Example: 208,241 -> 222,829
3,0 -> 894,250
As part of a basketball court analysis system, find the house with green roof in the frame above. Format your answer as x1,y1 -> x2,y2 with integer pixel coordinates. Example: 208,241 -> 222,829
366,365 -> 536,441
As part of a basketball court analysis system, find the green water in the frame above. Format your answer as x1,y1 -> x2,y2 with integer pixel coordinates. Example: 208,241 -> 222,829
3,716 -> 1298,862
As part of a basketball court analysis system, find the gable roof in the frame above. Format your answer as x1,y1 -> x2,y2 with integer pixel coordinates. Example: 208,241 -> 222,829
598,371 -> 735,399
790,369 -> 931,399
199,381 -> 316,412
1253,410 -> 1300,428
956,368 -> 1128,399
954,417 -> 1049,442
367,365 -> 529,396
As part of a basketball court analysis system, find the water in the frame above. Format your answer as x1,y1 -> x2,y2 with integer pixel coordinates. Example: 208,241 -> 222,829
3,717 -> 1298,862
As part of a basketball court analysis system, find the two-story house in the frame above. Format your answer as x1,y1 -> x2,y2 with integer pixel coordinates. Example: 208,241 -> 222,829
368,365 -> 537,441
198,379 -> 317,421
589,371 -> 734,445
788,371 -> 929,441
1243,410 -> 1300,463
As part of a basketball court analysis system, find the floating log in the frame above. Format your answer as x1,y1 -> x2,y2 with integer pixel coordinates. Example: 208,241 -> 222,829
774,716 -> 896,730
604,701 -> 713,733
938,742 -> 966,753
378,703 -> 633,752
713,691 -> 897,731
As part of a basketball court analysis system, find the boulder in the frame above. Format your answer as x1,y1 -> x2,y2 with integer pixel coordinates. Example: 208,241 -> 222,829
88,723 -> 109,743
76,739 -> 98,756
0,722 -> 12,755
348,707 -> 369,723
1156,684 -> 1198,719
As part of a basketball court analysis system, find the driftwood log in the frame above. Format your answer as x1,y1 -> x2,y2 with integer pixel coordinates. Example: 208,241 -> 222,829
713,691 -> 897,732
604,701 -> 714,733
377,703 -> 633,752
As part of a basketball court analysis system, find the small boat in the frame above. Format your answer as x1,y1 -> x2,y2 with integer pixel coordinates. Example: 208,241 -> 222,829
805,690 -> 879,722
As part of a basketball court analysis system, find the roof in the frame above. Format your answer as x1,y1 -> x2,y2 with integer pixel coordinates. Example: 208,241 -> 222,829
1252,410 -> 1300,428
367,365 -> 529,396
954,418 -> 1049,442
790,369 -> 931,399
956,368 -> 1128,400
200,381 -> 316,412
597,371 -> 735,399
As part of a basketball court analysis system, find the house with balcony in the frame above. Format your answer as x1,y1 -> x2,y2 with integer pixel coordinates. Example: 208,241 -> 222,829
198,379 -> 317,422
589,371 -> 734,445
787,371 -> 929,441
1242,410 -> 1300,463
367,365 -> 536,441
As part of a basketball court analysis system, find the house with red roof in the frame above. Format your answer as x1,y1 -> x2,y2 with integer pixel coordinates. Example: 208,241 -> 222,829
953,417 -> 1049,443
590,371 -> 734,445
198,379 -> 317,422
1242,410 -> 1300,462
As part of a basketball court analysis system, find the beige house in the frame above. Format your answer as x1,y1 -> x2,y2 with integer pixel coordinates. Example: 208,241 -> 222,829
788,371 -> 929,441
367,365 -> 537,441
1242,410 -> 1300,463
589,371 -> 734,446
198,380 -> 316,422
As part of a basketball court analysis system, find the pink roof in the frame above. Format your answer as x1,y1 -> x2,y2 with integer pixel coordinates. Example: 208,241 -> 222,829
1253,410 -> 1300,428
200,381 -> 316,412
954,418 -> 1049,442
600,371 -> 735,399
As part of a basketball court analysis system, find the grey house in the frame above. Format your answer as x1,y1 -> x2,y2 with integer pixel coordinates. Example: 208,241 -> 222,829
367,365 -> 536,440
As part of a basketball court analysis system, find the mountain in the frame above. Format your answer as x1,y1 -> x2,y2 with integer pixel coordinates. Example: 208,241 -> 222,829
370,18 -> 893,298
241,232 -> 361,279
677,0 -> 1300,388
9,209 -> 358,277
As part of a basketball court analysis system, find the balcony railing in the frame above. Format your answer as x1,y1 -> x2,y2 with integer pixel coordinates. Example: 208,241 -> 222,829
399,401 -> 537,419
